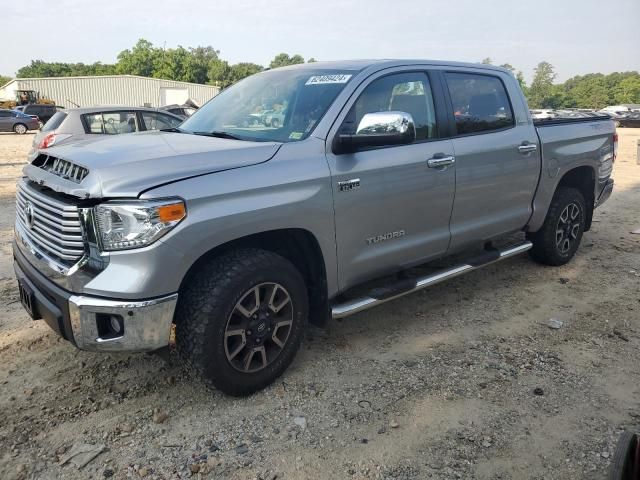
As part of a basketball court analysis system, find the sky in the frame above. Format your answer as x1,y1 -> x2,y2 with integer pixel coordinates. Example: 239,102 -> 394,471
2,0 -> 639,83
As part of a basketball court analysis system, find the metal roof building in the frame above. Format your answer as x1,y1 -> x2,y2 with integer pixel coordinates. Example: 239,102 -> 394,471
0,75 -> 220,109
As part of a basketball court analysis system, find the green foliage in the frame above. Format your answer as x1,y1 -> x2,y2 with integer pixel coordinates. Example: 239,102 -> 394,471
15,39 -> 313,89
528,61 -> 558,108
269,53 -> 305,69
15,43 -> 638,109
0,75 -> 12,86
481,57 -> 493,65
17,60 -> 117,78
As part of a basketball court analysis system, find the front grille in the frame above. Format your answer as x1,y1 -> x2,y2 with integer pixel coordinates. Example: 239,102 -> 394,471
15,179 -> 86,264
33,154 -> 89,183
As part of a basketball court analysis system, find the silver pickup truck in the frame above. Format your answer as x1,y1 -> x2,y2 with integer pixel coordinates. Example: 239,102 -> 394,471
13,60 -> 615,395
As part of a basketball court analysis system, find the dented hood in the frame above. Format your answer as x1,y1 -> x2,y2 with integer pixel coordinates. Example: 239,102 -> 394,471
23,130 -> 281,198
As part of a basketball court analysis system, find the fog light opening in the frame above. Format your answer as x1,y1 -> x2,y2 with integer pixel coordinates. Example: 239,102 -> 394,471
96,313 -> 124,339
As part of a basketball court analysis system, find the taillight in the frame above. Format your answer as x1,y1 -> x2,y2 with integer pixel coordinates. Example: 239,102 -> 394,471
39,133 -> 56,149
38,133 -> 71,149
612,133 -> 618,163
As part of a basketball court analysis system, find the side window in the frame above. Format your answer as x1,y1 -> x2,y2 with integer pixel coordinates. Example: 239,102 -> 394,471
142,112 -> 182,130
83,111 -> 139,134
445,72 -> 514,135
342,72 -> 438,141
0,111 -> 12,118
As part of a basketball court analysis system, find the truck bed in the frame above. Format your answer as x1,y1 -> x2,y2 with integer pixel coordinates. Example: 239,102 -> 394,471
533,115 -> 611,127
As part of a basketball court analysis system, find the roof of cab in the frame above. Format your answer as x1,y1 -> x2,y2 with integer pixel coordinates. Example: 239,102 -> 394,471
270,59 -> 512,75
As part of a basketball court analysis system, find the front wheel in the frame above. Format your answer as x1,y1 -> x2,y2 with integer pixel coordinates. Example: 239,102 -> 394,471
527,187 -> 586,266
175,249 -> 308,396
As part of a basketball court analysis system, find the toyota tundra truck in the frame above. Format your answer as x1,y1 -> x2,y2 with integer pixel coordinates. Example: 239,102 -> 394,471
13,60 -> 616,395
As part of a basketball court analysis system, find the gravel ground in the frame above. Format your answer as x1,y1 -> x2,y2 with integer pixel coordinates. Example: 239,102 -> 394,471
0,129 -> 638,480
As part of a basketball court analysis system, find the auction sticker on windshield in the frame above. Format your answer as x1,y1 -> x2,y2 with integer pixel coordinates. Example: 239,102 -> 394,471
305,74 -> 352,85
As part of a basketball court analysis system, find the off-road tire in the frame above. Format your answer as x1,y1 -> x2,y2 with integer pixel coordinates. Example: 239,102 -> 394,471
609,431 -> 638,480
527,187 -> 586,266
13,123 -> 27,134
175,248 -> 308,396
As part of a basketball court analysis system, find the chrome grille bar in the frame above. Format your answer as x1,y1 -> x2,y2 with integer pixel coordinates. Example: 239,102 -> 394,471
15,179 -> 86,264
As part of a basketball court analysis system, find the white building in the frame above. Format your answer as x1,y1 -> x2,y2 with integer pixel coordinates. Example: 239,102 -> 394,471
0,75 -> 220,109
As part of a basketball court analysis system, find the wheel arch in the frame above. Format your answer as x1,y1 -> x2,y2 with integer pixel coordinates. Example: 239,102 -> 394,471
555,165 -> 596,231
177,228 -> 330,327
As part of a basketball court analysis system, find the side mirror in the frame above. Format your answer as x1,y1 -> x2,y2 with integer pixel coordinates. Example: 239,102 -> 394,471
334,111 -> 416,154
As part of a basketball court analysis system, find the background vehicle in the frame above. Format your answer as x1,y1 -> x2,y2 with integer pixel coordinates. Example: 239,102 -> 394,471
159,103 -> 198,119
0,109 -> 40,134
19,104 -> 59,128
13,60 -> 615,396
614,112 -> 640,128
28,106 -> 183,157
530,109 -> 558,120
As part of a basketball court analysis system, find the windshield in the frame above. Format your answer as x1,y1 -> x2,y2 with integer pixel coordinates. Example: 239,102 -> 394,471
180,69 -> 355,142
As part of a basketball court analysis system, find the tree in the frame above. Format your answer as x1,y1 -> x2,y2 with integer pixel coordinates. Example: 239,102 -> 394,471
528,61 -> 560,108
307,58 -> 317,63
499,63 -> 527,91
481,57 -> 493,65
229,63 -> 263,83
0,75 -> 12,86
208,59 -> 232,87
115,39 -> 160,77
612,75 -> 640,104
269,53 -> 305,69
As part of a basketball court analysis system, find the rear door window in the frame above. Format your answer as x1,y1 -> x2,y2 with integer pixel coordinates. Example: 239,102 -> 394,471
141,112 -> 182,130
445,72 -> 514,135
41,112 -> 67,132
83,111 -> 139,134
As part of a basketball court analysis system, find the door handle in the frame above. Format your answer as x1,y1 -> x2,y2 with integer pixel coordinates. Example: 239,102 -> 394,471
518,143 -> 537,154
427,156 -> 455,168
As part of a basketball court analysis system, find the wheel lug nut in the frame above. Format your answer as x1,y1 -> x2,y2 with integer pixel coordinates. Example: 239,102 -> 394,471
247,330 -> 252,336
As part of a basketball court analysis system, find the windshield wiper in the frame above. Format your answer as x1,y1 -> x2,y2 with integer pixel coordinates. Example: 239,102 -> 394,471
160,127 -> 184,133
192,130 -> 243,140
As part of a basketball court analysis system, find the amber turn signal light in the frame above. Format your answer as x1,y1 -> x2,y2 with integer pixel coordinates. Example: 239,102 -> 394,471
157,203 -> 186,223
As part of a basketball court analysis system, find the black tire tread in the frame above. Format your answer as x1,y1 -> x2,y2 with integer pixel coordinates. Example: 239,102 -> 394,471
609,431 -> 638,480
175,248 -> 307,396
527,186 -> 586,266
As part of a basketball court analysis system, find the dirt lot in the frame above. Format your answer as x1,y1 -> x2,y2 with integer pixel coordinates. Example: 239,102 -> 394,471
0,130 -> 638,480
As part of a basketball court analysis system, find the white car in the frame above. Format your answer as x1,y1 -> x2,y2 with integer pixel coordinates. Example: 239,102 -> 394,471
29,106 -> 183,161
530,109 -> 557,120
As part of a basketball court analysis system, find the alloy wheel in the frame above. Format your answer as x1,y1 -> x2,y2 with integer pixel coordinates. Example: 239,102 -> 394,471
555,202 -> 581,254
224,282 -> 293,373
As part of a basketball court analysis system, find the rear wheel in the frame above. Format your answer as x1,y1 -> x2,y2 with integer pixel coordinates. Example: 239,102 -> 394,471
13,123 -> 27,134
175,249 -> 308,396
527,187 -> 586,266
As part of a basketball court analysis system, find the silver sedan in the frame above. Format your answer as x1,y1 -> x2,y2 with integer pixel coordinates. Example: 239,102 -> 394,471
29,106 -> 183,160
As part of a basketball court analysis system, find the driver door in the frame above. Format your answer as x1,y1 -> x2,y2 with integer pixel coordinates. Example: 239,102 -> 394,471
325,70 -> 456,290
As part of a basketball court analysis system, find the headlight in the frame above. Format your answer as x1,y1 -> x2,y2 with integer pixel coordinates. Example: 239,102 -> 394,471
94,199 -> 186,251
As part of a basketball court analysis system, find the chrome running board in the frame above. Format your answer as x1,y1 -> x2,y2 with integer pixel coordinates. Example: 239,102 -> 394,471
331,241 -> 532,319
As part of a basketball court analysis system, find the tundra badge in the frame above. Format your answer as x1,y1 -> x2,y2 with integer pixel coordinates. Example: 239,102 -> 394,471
338,178 -> 360,192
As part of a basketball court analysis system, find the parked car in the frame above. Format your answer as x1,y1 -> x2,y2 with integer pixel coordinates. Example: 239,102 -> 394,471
0,109 -> 40,134
13,60 -> 615,396
615,113 -> 640,128
16,104 -> 59,127
28,106 -> 184,159
159,104 -> 198,119
530,109 -> 557,120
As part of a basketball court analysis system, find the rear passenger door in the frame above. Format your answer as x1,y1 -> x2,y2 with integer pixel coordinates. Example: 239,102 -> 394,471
443,71 -> 539,250
326,69 -> 456,290
0,111 -> 13,131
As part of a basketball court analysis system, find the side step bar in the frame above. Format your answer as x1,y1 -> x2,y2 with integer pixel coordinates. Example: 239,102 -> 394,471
331,241 -> 532,319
